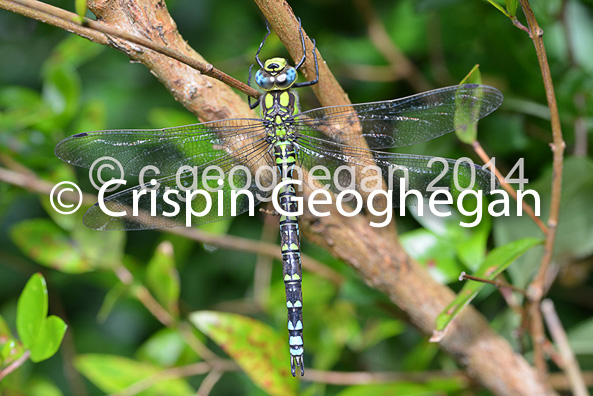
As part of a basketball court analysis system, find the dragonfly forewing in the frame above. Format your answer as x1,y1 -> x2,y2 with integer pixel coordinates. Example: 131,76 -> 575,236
55,118 -> 268,176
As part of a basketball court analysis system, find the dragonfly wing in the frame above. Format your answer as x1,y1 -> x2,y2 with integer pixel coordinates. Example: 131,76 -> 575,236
294,84 -> 503,149
295,136 -> 497,206
55,118 -> 267,176
83,139 -> 275,230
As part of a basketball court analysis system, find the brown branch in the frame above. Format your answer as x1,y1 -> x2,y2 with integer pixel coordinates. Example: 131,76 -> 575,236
0,350 -> 31,381
541,300 -> 588,396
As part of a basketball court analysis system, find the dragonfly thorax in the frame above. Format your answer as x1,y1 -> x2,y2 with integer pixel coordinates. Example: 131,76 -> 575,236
255,57 -> 298,91
261,89 -> 299,142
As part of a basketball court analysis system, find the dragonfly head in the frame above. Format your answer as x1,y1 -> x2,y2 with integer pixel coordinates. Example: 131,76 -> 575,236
255,57 -> 298,91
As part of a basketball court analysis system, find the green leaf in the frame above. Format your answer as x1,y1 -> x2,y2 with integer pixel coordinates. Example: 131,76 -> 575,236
402,341 -> 439,371
136,328 -> 200,367
190,311 -> 297,396
0,315 -> 13,340
46,35 -> 103,71
72,98 -> 107,133
10,219 -> 91,273
350,319 -> 405,351
400,228 -> 461,284
456,66 -> 482,144
71,220 -> 125,269
97,283 -> 129,323
148,108 -> 198,128
0,315 -> 24,366
74,0 -> 87,22
433,238 -> 542,337
16,274 -> 48,351
564,1 -> 593,73
0,86 -> 50,131
336,378 -> 465,396
197,218 -> 233,236
316,300 -> 360,370
42,63 -> 81,127
40,166 -> 80,232
25,378 -> 64,396
505,0 -> 518,17
29,315 -> 67,363
405,201 -> 491,275
16,274 -> 67,363
567,317 -> 593,355
146,241 -> 180,316
485,0 -> 512,18
494,157 -> 593,287
76,354 -> 194,395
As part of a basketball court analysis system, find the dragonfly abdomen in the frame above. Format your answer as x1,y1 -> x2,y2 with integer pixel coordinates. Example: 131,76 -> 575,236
273,138 -> 305,376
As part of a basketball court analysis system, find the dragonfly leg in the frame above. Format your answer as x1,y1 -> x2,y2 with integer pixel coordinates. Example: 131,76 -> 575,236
293,38 -> 319,88
255,19 -> 271,69
294,17 -> 307,70
247,64 -> 261,109
293,16 -> 319,88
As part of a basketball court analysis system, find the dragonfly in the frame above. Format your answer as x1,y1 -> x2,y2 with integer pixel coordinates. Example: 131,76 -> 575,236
55,20 -> 503,376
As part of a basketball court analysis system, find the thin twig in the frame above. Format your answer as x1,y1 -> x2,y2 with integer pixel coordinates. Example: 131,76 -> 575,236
195,369 -> 224,396
517,0 -> 565,380
0,350 -> 31,381
541,299 -> 588,396
549,372 -> 593,391
114,265 -> 176,327
108,361 -> 237,396
1,0 -> 260,99
473,141 -> 548,234
460,272 -> 527,296
518,0 -> 565,298
178,322 -> 219,362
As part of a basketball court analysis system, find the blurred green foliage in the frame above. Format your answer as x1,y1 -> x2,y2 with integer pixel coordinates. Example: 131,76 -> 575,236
1,0 -> 593,395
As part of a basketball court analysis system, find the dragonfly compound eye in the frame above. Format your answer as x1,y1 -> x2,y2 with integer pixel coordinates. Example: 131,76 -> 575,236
275,67 -> 297,89
255,70 -> 275,90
